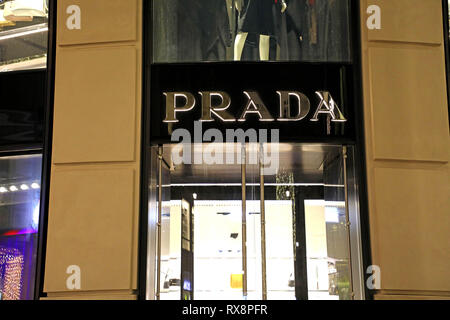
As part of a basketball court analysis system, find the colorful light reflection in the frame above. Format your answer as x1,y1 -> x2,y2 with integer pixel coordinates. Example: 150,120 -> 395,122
2,229 -> 37,237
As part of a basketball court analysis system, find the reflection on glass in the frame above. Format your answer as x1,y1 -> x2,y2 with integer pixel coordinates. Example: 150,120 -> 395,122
0,0 -> 48,71
304,200 -> 350,300
261,144 -> 352,300
152,0 -> 351,63
0,154 -> 42,300
160,200 -> 182,300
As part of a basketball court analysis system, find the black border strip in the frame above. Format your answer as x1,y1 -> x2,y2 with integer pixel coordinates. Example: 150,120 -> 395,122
137,0 -> 152,300
443,0 -> 450,126
349,0 -> 373,300
34,0 -> 57,300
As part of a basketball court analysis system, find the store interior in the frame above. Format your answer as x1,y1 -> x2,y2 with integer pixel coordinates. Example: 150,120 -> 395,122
150,143 -> 355,300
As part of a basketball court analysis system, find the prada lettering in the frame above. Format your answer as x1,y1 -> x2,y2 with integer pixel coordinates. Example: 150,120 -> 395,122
163,91 -> 347,123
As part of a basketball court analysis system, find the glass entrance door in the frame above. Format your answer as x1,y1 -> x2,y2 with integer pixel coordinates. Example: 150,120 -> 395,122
147,143 -> 363,300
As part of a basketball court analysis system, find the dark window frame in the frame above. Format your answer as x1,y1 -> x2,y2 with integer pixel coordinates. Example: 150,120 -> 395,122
443,0 -> 450,127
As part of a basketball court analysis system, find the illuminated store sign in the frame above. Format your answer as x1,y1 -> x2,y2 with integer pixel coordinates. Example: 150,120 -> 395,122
163,90 -> 347,124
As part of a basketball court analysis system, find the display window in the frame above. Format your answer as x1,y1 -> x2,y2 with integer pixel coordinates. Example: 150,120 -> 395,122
152,0 -> 351,63
147,144 -> 363,300
0,0 -> 49,72
144,0 -> 366,301
0,154 -> 42,300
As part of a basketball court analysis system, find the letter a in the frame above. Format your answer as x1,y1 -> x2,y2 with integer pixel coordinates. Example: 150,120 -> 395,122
367,5 -> 381,30
66,5 -> 81,30
311,91 -> 347,122
366,265 -> 381,290
238,91 -> 274,122
66,265 -> 81,290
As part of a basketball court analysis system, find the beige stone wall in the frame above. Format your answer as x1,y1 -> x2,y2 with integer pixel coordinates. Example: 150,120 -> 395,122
360,0 -> 450,299
43,0 -> 142,299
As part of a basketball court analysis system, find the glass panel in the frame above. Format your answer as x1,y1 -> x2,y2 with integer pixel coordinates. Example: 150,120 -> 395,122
0,0 -> 49,72
320,148 -> 351,300
155,143 -> 246,300
262,144 -> 352,300
158,195 -> 181,300
261,144 -> 301,300
152,0 -> 351,63
0,154 -> 42,300
148,143 -> 362,300
157,151 -> 176,300
303,147 -> 352,300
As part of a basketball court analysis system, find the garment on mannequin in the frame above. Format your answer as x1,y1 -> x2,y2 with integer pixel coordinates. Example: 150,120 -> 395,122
238,0 -> 276,36
234,0 -> 287,61
153,0 -> 350,63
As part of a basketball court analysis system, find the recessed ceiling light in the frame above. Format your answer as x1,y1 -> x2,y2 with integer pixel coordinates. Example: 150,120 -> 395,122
31,183 -> 40,189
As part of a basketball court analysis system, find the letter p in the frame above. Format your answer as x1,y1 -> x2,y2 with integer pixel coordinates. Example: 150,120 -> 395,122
164,92 -> 196,123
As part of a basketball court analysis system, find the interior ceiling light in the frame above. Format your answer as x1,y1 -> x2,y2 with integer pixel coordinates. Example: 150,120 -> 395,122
9,185 -> 18,192
0,187 -> 8,193
31,183 -> 40,189
2,228 -> 37,237
20,184 -> 29,190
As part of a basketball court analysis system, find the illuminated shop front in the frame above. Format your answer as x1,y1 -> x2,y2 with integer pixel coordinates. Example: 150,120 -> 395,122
143,0 -> 368,300
0,0 -> 48,300
9,0 -> 445,302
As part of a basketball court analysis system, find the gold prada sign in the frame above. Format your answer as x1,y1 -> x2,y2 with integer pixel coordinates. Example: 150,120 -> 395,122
163,91 -> 347,123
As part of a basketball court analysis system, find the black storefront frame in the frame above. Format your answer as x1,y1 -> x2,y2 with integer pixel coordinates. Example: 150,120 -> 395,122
139,0 -> 373,300
442,0 -> 450,126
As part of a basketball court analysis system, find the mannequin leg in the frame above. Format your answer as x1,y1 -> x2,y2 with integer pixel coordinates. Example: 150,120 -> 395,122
234,32 -> 248,61
259,35 -> 270,61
